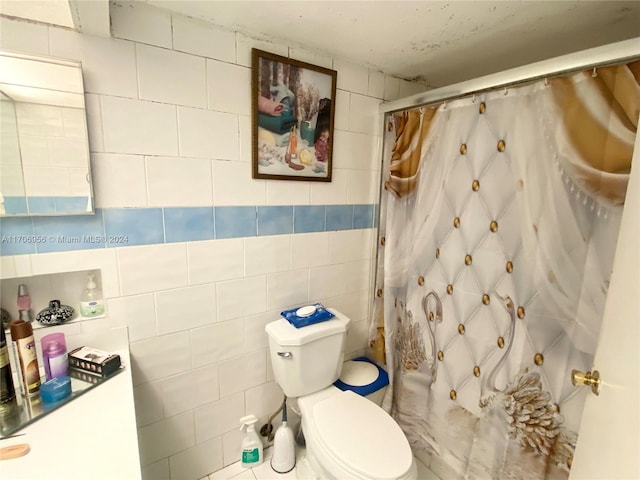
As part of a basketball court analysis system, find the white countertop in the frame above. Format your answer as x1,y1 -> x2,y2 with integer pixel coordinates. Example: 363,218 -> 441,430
1,327 -> 141,480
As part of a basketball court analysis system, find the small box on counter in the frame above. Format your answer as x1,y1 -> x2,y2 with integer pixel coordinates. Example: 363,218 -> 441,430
69,346 -> 121,377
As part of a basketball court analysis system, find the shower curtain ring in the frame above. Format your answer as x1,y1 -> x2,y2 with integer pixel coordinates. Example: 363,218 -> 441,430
471,94 -> 476,103
592,67 -> 598,78
544,78 -> 549,87
503,87 -> 509,96
442,101 -> 447,110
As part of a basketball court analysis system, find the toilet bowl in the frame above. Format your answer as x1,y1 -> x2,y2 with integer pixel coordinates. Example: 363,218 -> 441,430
298,386 -> 417,480
265,309 -> 417,480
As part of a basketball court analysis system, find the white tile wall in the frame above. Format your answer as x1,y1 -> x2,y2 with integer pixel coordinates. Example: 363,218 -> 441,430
0,7 -> 424,480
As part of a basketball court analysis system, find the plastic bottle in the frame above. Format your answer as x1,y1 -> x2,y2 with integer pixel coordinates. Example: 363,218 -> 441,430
80,273 -> 105,319
17,284 -> 32,322
41,333 -> 69,381
0,327 -> 16,404
239,415 -> 263,468
9,319 -> 40,396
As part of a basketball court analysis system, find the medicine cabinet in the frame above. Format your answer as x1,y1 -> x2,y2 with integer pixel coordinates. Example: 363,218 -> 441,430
0,50 -> 94,216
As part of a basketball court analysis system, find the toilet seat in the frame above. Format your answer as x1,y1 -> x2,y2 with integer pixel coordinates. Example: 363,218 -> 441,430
302,389 -> 414,480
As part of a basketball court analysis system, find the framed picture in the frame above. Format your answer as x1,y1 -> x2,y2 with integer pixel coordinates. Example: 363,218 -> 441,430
252,49 -> 337,181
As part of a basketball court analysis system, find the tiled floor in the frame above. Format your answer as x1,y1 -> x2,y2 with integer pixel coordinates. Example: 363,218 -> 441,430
206,446 -> 440,480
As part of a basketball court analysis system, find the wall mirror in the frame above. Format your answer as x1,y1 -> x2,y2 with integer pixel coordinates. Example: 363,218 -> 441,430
0,51 -> 94,216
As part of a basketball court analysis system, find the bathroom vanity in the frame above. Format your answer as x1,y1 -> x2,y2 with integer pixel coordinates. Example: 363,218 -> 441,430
0,326 -> 141,479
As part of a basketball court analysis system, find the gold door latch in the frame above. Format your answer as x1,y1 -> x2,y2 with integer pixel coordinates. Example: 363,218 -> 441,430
571,369 -> 601,396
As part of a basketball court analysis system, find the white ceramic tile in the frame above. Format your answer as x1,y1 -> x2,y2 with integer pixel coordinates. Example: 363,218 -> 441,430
216,275 -> 266,322
384,75 -> 401,102
349,93 -> 381,136
160,363 -> 220,417
333,89 -> 350,132
188,238 -> 244,285
266,353 -> 274,383
101,96 -> 178,156
129,331 -> 191,385
48,137 -> 85,168
266,269 -> 309,310
243,310 -> 277,353
190,318 -> 245,368
110,0 -> 172,48
69,167 -> 91,196
265,181 -> 310,206
309,264 -> 344,300
178,107 -> 239,160
137,411 -> 195,466
288,47 -> 333,70
49,28 -> 138,98
245,381 -> 284,426
213,160 -> 266,206
332,131 -> 374,171
309,169 -> 347,205
325,291 -> 369,323
229,469 -> 256,480
347,168 -> 379,204
92,153 -> 147,208
146,156 -> 213,207
117,243 -> 188,296
0,257 -> 16,279
155,283 -> 216,335
170,436 -> 224,480
329,230 -> 367,264
238,115 -> 252,163
342,259 -> 371,294
236,34 -> 288,67
0,17 -> 49,54
218,350 -> 267,397
208,459 -> 246,480
250,452 -> 296,479
133,381 -> 164,427
290,232 -> 330,270
334,58 -> 368,95
345,318 -> 369,355
245,236 -> 290,276
141,458 -> 171,480
137,44 -> 207,108
195,391 -> 245,442
207,60 -> 251,115
368,70 -> 385,99
361,228 -> 376,260
30,249 -> 120,298
106,293 -> 156,341
84,94 -> 104,153
222,428 -> 245,468
172,14 -> 236,62
0,165 -> 25,195
22,166 -> 69,196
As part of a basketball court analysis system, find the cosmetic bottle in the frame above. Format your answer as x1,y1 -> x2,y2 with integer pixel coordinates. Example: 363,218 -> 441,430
0,327 -> 16,404
17,284 -> 32,322
80,273 -> 105,319
9,319 -> 40,396
41,333 -> 69,381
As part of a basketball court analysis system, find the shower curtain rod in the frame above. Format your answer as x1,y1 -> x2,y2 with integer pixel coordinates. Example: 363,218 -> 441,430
380,37 -> 640,114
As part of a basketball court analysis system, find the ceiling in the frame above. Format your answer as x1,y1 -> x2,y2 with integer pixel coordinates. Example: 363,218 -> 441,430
2,1 -> 639,87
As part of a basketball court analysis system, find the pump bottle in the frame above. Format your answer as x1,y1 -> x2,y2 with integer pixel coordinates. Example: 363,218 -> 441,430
239,414 -> 263,468
80,273 -> 105,319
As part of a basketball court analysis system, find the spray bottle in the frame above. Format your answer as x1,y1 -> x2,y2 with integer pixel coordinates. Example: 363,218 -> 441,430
239,414 -> 263,468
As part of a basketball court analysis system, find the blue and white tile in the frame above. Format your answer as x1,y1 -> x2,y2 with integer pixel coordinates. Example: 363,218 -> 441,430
325,205 -> 353,231
293,205 -> 325,233
147,157 -> 213,207
164,207 -> 214,243
215,206 -> 257,239
33,210 -> 104,253
103,208 -> 164,247
353,204 -> 374,229
257,206 -> 293,236
27,197 -> 56,215
0,217 -> 34,256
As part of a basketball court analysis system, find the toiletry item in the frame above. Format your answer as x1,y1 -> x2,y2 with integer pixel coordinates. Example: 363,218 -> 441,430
0,328 -> 16,404
9,320 -> 40,396
271,399 -> 296,473
41,333 -> 69,381
240,414 -> 263,468
17,284 -> 31,312
69,346 -> 120,377
36,300 -> 74,326
0,308 -> 12,330
79,273 -> 105,319
40,376 -> 71,407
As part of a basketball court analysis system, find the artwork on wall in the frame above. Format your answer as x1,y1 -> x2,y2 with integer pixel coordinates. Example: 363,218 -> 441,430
251,49 -> 337,181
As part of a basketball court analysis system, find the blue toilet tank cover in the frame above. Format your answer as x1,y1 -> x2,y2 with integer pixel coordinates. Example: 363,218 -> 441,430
333,356 -> 389,397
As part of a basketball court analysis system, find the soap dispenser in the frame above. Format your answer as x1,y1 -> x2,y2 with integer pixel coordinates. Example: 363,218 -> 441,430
80,273 -> 105,319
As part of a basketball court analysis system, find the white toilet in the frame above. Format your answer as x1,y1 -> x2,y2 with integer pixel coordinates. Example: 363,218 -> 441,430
265,309 -> 417,480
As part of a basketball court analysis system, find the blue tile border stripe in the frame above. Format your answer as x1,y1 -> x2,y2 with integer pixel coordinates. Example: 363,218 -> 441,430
0,204 -> 377,256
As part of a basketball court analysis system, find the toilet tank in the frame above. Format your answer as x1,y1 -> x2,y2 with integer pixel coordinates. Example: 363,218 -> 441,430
265,309 -> 350,398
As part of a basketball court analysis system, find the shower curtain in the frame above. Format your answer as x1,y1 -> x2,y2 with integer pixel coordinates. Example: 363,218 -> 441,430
372,62 -> 639,479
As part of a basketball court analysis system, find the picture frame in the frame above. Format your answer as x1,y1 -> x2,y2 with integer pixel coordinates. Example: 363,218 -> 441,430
251,49 -> 337,181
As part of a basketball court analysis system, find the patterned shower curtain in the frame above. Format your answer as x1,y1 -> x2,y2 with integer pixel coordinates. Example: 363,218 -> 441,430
371,62 -> 639,479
